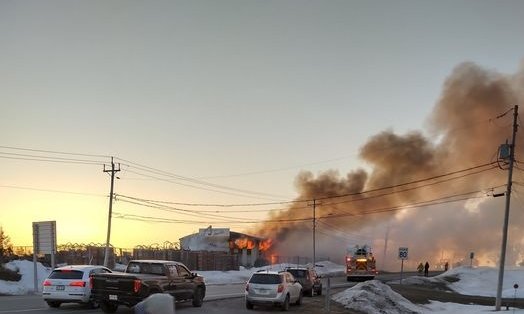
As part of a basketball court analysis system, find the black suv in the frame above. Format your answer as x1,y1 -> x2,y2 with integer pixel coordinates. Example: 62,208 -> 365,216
285,267 -> 322,297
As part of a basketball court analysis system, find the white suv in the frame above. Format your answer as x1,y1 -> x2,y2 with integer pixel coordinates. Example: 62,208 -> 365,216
245,270 -> 302,311
42,265 -> 112,308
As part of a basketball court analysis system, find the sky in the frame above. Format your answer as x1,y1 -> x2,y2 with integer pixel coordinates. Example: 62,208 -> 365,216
1,0 -> 524,265
2,260 -> 524,313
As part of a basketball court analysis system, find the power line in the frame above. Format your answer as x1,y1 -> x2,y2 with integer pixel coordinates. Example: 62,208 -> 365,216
320,165 -> 499,209
315,162 -> 497,202
114,188 -> 494,225
116,197 -> 255,222
115,162 -> 498,211
119,163 -> 289,200
116,194 -> 306,213
0,154 -> 104,166
0,145 -> 110,158
0,185 -> 105,197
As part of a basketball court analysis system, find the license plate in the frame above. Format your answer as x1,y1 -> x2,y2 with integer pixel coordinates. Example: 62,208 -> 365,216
109,294 -> 118,301
56,285 -> 65,291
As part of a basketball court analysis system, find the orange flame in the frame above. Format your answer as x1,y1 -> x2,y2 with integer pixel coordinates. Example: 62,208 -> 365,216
234,238 -> 255,250
258,238 -> 273,252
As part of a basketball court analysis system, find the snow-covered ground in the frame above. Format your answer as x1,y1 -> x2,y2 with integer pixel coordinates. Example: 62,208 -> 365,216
1,260 -> 524,313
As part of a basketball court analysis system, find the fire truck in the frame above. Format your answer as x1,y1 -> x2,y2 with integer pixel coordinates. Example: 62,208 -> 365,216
345,245 -> 378,281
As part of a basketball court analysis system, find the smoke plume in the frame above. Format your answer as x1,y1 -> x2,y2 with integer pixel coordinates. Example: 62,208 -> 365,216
252,61 -> 524,270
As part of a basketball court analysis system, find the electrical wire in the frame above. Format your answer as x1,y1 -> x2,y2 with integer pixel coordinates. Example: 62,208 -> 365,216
0,185 -> 105,197
115,162 -> 498,212
0,145 -> 110,158
117,157 -> 289,198
114,188 -> 495,225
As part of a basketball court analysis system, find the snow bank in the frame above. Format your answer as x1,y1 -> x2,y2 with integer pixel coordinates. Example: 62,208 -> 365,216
392,266 -> 524,298
332,280 -> 422,314
331,279 -> 524,314
0,260 -> 50,295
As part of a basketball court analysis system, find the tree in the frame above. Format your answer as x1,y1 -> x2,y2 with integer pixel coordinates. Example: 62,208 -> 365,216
0,227 -> 14,262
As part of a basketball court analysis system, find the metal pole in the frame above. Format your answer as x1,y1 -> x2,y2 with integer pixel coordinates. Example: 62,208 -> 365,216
325,277 -> 331,312
400,259 -> 404,285
495,105 -> 519,311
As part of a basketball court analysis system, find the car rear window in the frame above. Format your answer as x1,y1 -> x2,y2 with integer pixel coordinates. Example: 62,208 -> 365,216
249,274 -> 281,284
48,270 -> 83,279
287,269 -> 306,278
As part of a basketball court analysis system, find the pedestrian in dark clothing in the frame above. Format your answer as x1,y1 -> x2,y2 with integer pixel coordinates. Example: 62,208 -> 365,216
424,261 -> 430,277
444,262 -> 449,271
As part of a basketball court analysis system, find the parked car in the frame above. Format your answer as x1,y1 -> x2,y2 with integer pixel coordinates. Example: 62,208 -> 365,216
285,267 -> 322,297
245,270 -> 302,311
42,265 -> 112,308
91,259 -> 205,313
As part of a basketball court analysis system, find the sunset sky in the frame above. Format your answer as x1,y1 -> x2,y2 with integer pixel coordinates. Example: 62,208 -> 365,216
1,0 -> 524,257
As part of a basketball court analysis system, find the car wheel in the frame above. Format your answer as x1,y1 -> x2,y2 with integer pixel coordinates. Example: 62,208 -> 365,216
295,291 -> 303,305
246,300 -> 254,309
88,299 -> 99,309
281,294 -> 290,311
46,301 -> 61,308
192,287 -> 204,307
100,301 -> 118,313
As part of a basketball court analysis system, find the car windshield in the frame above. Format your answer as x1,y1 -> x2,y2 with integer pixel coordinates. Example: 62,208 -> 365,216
249,274 -> 281,284
48,270 -> 83,279
287,269 -> 306,278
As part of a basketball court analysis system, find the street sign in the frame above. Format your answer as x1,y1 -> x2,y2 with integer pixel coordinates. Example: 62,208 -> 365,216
398,247 -> 408,260
33,221 -> 56,254
32,221 -> 56,293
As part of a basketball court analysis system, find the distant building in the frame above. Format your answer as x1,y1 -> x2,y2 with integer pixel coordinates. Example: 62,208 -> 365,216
179,226 -> 272,267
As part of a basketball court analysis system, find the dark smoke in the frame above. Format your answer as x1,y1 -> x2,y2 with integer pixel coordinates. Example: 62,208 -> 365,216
252,61 -> 524,270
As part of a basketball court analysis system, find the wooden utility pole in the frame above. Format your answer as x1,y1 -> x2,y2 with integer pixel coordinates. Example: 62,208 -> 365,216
103,157 -> 120,267
495,105 -> 518,311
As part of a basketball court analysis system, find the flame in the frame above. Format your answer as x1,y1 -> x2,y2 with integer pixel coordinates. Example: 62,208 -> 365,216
234,238 -> 255,250
258,238 -> 273,252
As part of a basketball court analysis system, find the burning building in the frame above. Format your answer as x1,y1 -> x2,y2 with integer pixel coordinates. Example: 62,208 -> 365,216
179,226 -> 273,267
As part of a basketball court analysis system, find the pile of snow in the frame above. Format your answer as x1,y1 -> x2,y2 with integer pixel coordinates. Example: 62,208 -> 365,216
333,280 -> 524,314
333,280 -> 421,314
392,266 -> 524,298
0,260 -> 50,295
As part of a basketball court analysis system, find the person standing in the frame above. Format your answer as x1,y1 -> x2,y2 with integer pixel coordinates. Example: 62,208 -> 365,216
444,262 -> 449,271
424,261 -> 430,277
417,262 -> 424,274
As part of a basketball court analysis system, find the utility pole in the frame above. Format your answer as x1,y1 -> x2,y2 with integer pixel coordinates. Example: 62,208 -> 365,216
313,199 -> 316,266
308,199 -> 320,266
103,157 -> 120,267
495,105 -> 519,311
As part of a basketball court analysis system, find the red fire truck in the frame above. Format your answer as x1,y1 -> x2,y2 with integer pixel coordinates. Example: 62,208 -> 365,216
346,245 -> 378,281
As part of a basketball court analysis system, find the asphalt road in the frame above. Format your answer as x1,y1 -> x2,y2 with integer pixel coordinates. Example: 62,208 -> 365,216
4,271 -> 519,314
0,274 -> 358,314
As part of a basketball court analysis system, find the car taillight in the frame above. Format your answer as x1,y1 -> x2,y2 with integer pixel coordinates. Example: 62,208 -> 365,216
89,276 -> 94,289
69,281 -> 86,287
277,284 -> 284,293
43,280 -> 52,286
245,283 -> 249,291
133,279 -> 141,293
